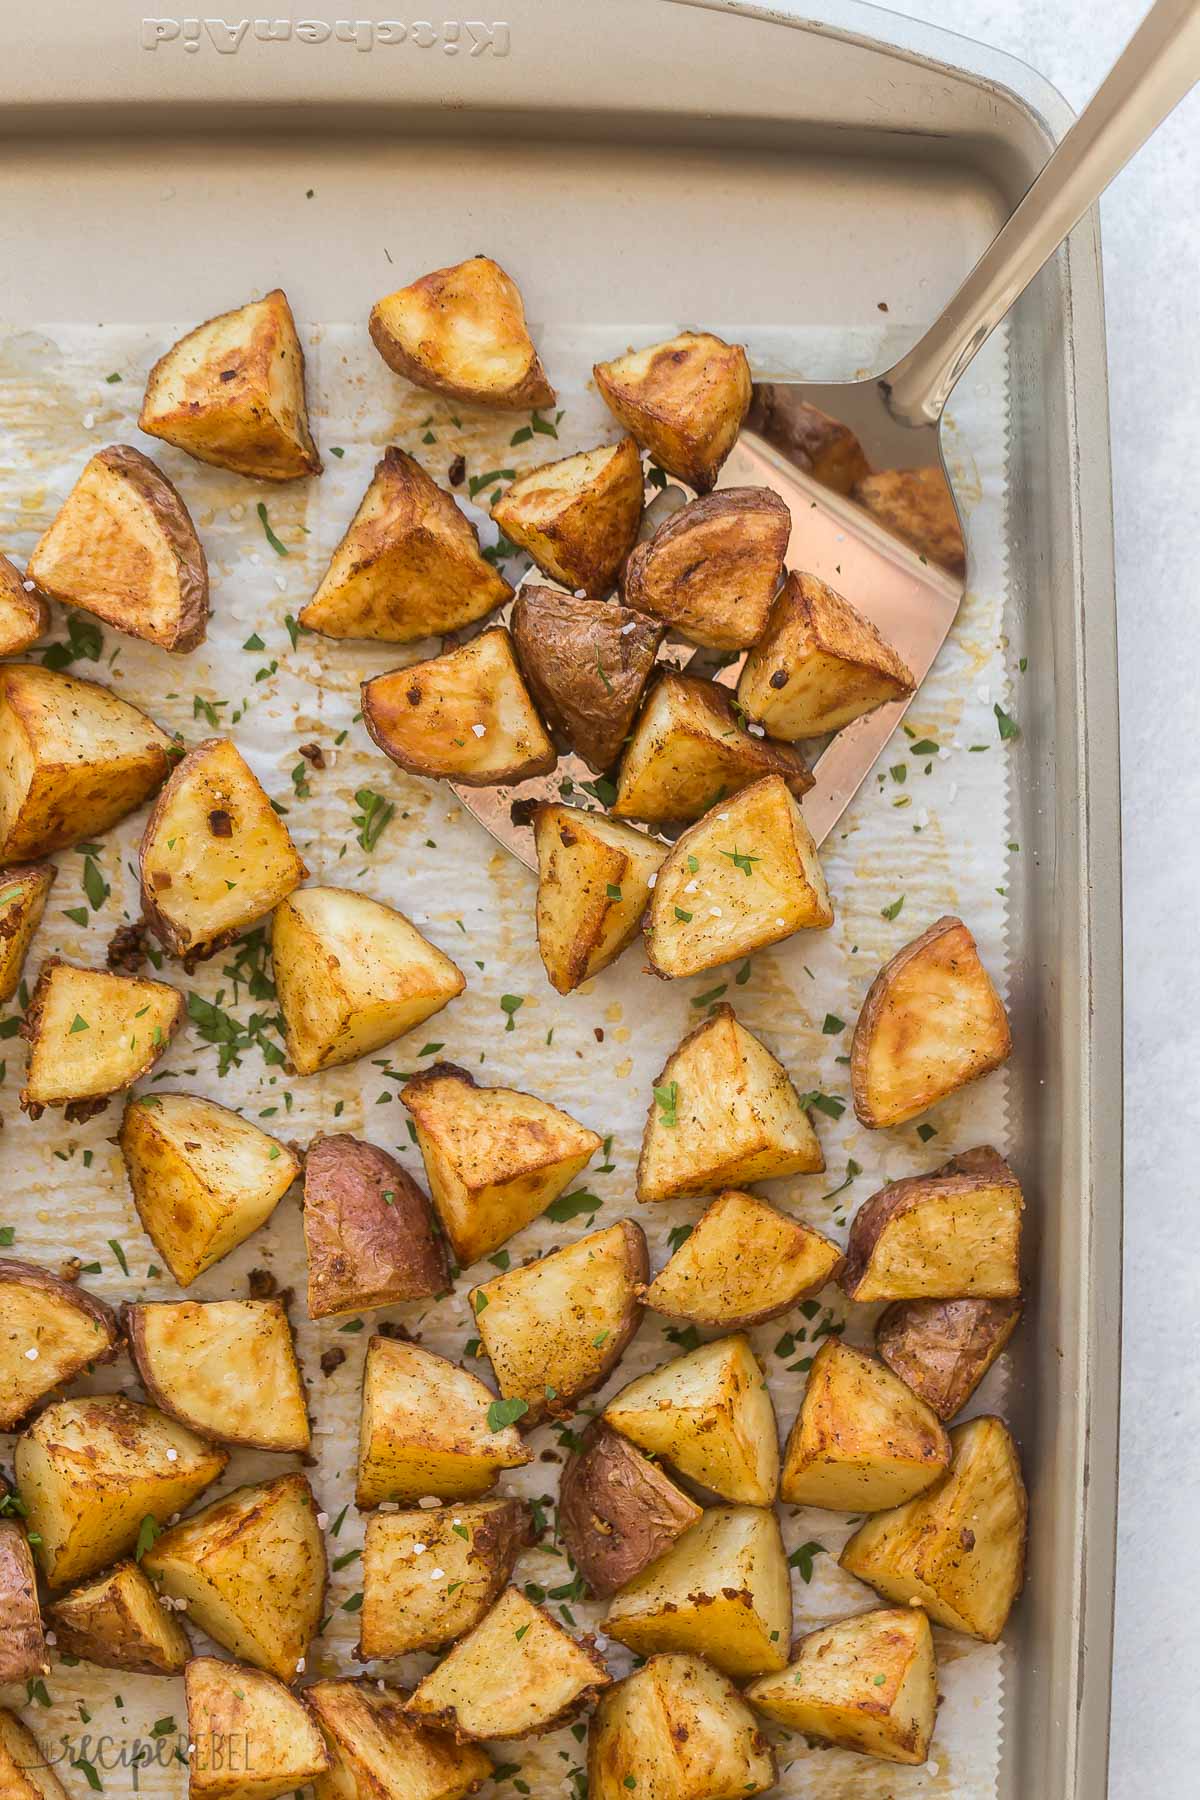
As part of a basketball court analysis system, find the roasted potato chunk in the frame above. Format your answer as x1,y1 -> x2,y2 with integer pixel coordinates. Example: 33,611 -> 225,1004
737,570 -> 915,738
590,1653 -> 775,1800
603,1332 -> 778,1505
0,1496 -> 47,1685
359,1498 -> 531,1658
841,1414 -> 1027,1641
852,465 -> 966,576
47,1558 -> 190,1675
355,1334 -> 531,1509
139,288 -> 321,481
841,1146 -> 1023,1302
362,627 -> 555,786
621,488 -> 789,650
0,554 -> 49,656
744,387 -> 872,495
125,1298 -> 310,1453
401,1061 -> 601,1267
370,256 -> 554,409
0,1258 -> 119,1429
120,1091 -> 301,1286
876,1296 -> 1023,1421
145,1472 -> 326,1682
186,1656 -> 330,1800
303,1133 -> 448,1319
852,915 -> 1012,1127
16,1394 -> 226,1588
300,448 -> 511,642
645,774 -> 833,978
781,1339 -> 950,1511
21,959 -> 183,1121
644,1189 -> 842,1324
492,438 -> 644,595
511,586 -> 663,773
638,1004 -> 824,1203
594,332 -> 751,492
306,1678 -> 493,1800
533,804 -> 666,994
559,1423 -> 702,1599
0,1709 -> 72,1800
0,663 -> 171,861
27,445 -> 208,651
0,863 -> 54,1003
405,1586 -> 609,1740
605,1505 -> 790,1680
746,1604 -> 937,1764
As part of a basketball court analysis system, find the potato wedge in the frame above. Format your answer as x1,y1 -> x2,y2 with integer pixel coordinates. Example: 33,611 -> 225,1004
125,1298 -> 310,1453
841,1146 -> 1023,1303
0,1709 -> 71,1800
370,256 -> 554,409
15,1394 -> 227,1588
272,886 -> 465,1075
0,1503 -> 47,1685
644,1190 -> 842,1325
401,1061 -> 601,1267
300,448 -> 511,642
0,1258 -> 119,1429
589,1653 -> 775,1800
0,663 -> 172,861
840,1414 -> 1027,1641
852,465 -> 966,576
362,627 -> 555,786
47,1558 -> 190,1675
140,737 -> 307,963
0,554 -> 49,656
359,1498 -> 531,1658
851,915 -> 1012,1127
355,1334 -> 531,1509
605,1505 -> 790,1679
492,438 -> 644,595
602,1332 -> 778,1505
27,445 -> 208,651
781,1339 -> 951,1511
21,959 -> 183,1121
638,1004 -> 824,1204
0,863 -> 54,1004
186,1656 -> 330,1800
306,1679 -> 493,1800
594,332 -> 751,492
139,288 -> 321,481
511,586 -> 663,773
405,1586 -> 609,1740
470,1219 -> 647,1426
645,774 -> 833,978
613,673 -> 812,827
119,1091 -> 301,1286
744,387 -> 872,495
145,1472 -> 326,1682
746,1605 -> 936,1764
876,1296 -> 1023,1421
558,1423 -> 702,1599
737,570 -> 916,738
533,804 -> 666,994
621,488 -> 789,650
303,1133 -> 448,1319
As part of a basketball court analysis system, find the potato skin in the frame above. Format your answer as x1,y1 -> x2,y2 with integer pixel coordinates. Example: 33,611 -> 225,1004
0,554 -> 49,656
0,1511 -> 47,1684
303,1133 -> 449,1318
511,586 -> 663,774
744,387 -> 871,495
876,1296 -> 1022,1420
0,1257 -> 121,1428
594,332 -> 751,492
370,256 -> 554,409
558,1423 -> 702,1598
621,488 -> 790,651
842,1145 -> 1022,1302
46,1559 -> 191,1675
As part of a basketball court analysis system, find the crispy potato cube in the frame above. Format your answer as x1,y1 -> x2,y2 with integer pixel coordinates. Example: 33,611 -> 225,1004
621,488 -> 790,651
401,1061 -> 601,1267
876,1296 -> 1023,1421
0,863 -> 54,1003
594,332 -> 751,492
645,774 -> 833,978
644,1189 -> 842,1325
21,959 -> 183,1121
841,1146 -> 1023,1303
303,1133 -> 448,1319
0,554 -> 49,656
605,1505 -> 790,1679
0,664 -> 171,861
405,1586 -> 609,1739
145,1472 -> 326,1682
359,1498 -> 531,1659
362,627 -> 555,786
781,1339 -> 950,1511
840,1415 -> 1027,1641
0,1258 -> 119,1429
300,448 -> 511,642
492,438 -> 644,595
272,886 -> 465,1075
0,1709 -> 72,1800
470,1219 -> 647,1426
0,1505 -> 47,1685
125,1299 -> 310,1453
559,1423 -> 702,1599
745,387 -> 872,495
186,1656 -> 330,1800
511,586 -> 663,773
370,256 -> 554,410
638,1003 -> 824,1204
140,737 -> 306,963
47,1558 -> 190,1675
534,804 -> 666,994
306,1679 -> 493,1800
27,445 -> 208,651
355,1335 -> 531,1509
15,1395 -> 226,1588
139,288 -> 320,481
852,915 -> 1011,1127
119,1091 -> 301,1286
852,465 -> 966,576
590,1653 -> 775,1800
737,570 -> 915,738
603,1333 -> 778,1505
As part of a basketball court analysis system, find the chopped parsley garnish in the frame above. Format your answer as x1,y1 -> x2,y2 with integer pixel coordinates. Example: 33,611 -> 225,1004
821,1013 -> 845,1035
352,788 -> 395,852
500,994 -> 524,1031
994,702 -> 1020,740
881,894 -> 905,921
822,1158 -> 862,1201
487,1397 -> 529,1431
545,1190 -> 602,1223
788,1540 -> 825,1582
256,501 -> 288,555
468,467 -> 516,500
719,846 -> 761,877
798,1089 -> 846,1119
654,1081 -> 678,1127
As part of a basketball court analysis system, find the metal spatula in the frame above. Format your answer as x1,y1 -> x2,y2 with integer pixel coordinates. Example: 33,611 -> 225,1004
457,0 -> 1199,868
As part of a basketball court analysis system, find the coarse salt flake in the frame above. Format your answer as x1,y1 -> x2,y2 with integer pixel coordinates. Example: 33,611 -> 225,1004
471,723 -> 486,738
82,412 -> 95,429
430,1567 -> 445,1580
316,1512 -> 329,1530
166,1448 -> 178,1462
23,1347 -> 38,1361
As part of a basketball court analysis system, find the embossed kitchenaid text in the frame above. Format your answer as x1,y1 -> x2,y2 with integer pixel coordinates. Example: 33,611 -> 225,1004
140,18 -> 510,55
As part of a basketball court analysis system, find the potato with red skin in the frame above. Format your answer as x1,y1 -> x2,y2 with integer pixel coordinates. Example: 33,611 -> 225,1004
304,1134 -> 448,1319
558,1423 -> 702,1598
511,586 -> 663,774
745,387 -> 871,495
876,1295 -> 1022,1420
0,1479 -> 47,1685
841,1146 -> 1023,1303
0,863 -> 54,1005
